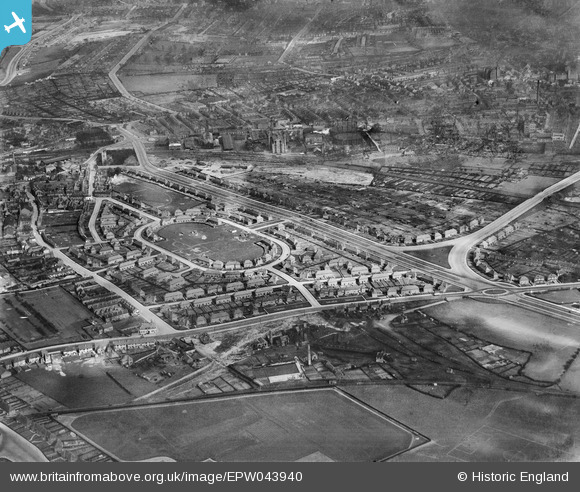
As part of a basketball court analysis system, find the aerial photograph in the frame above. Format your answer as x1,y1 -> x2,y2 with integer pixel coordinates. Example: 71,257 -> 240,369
0,0 -> 580,463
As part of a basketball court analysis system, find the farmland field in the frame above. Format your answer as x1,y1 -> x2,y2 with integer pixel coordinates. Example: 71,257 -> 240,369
69,389 -> 424,462
156,222 -> 264,263
348,384 -> 580,462
0,287 -> 94,348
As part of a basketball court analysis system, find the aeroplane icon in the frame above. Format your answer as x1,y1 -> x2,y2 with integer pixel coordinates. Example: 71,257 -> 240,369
4,12 -> 26,34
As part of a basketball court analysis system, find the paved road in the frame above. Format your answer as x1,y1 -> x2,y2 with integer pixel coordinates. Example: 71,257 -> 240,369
87,197 -> 104,242
120,128 -> 475,286
0,291 -> 467,366
134,221 -> 206,272
26,190 -> 178,335
0,16 -> 79,87
217,217 -> 292,271
108,5 -> 186,115
127,206 -> 316,304
264,266 -> 321,308
120,126 -> 580,322
447,168 -> 580,282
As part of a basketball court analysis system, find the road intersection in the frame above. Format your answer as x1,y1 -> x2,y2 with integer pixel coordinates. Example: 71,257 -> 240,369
119,125 -> 580,326
10,17 -> 580,362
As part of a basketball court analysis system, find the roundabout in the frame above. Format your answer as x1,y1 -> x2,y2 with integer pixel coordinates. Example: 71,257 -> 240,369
482,288 -> 509,296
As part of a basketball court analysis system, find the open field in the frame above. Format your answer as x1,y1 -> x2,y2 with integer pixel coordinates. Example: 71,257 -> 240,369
17,359 -> 156,409
119,73 -> 217,94
495,176 -> 560,197
404,245 -> 452,269
348,384 -> 580,462
112,176 -> 202,212
226,164 -> 512,238
69,389 -> 424,462
0,287 -> 94,348
157,222 -> 264,262
423,299 -> 580,389
532,290 -> 580,306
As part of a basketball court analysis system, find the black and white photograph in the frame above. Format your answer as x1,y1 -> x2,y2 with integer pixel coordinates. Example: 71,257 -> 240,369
0,0 -> 579,467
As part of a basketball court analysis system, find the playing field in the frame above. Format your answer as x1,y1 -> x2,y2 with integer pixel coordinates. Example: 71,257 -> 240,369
156,222 -> 264,262
0,287 -> 94,348
113,178 -> 202,213
70,389 -> 423,462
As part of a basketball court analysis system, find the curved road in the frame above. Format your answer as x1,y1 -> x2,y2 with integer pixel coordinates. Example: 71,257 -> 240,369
107,5 -> 186,115
26,191 -> 178,335
0,423 -> 48,462
0,15 -> 79,87
117,126 -> 580,322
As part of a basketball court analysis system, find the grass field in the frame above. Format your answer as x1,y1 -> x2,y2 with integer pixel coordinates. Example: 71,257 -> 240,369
532,290 -> 580,305
113,177 -> 202,213
17,360 -> 156,409
348,385 -> 580,462
157,222 -> 264,262
0,287 -> 94,348
69,389 -> 423,462
119,73 -> 217,94
404,245 -> 452,269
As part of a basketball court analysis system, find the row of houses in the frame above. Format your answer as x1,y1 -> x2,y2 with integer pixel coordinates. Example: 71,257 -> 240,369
69,240 -> 153,269
159,286 -> 305,329
314,274 -> 435,299
74,279 -> 134,322
316,282 -> 433,299
12,414 -> 113,462
118,264 -> 277,304
158,285 -> 280,305
479,222 -> 522,249
474,257 -> 560,286
411,217 -> 486,244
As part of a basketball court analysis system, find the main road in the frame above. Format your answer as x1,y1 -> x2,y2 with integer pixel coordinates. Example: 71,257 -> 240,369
117,126 -> 580,323
0,15 -> 79,87
107,5 -> 186,115
119,127 -> 488,289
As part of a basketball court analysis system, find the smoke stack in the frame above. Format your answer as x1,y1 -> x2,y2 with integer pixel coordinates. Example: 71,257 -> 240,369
307,343 -> 312,366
